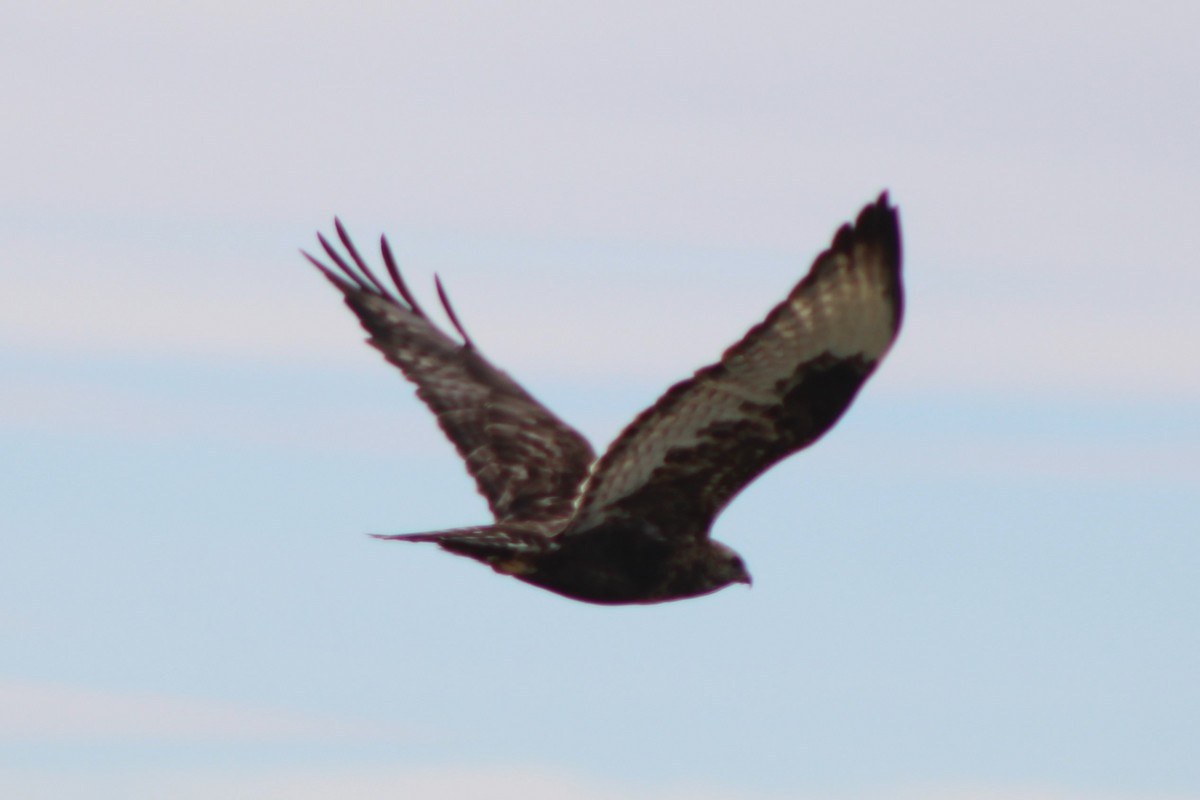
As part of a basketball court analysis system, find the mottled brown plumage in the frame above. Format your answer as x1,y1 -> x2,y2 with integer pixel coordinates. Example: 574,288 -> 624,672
303,194 -> 903,604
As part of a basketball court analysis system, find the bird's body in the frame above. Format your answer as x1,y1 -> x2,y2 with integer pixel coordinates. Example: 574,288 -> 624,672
303,194 -> 903,604
399,522 -> 745,604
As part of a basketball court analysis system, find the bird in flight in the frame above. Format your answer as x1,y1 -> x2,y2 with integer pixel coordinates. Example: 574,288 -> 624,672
303,194 -> 903,605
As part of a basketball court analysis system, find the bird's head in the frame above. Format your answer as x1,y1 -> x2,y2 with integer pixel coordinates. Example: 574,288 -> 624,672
705,540 -> 753,589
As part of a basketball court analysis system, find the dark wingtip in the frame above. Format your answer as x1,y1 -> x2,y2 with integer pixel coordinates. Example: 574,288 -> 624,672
832,191 -> 901,264
315,230 -> 364,286
856,190 -> 896,228
300,248 -> 339,280
434,274 -> 476,348
853,190 -> 903,329
381,235 -> 427,316
333,220 -> 396,299
804,192 -> 902,323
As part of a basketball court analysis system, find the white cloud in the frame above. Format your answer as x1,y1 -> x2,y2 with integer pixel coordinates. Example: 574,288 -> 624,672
858,789 -> 1193,800
809,427 -> 1199,491
2,221 -> 1197,406
890,299 -> 1200,401
0,679 -> 401,742
3,1 -> 1197,402
0,765 -> 1188,800
0,766 -> 734,800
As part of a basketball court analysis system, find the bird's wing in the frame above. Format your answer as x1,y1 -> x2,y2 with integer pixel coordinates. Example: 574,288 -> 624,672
567,194 -> 903,539
304,222 -> 596,530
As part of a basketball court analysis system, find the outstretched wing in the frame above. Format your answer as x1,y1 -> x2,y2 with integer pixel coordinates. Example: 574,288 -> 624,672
567,194 -> 903,539
304,222 -> 596,530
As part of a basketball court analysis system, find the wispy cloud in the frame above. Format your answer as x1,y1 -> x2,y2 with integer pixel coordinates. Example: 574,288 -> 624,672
4,1 -> 1198,404
0,680 -> 402,742
0,765 -> 1189,800
3,229 -> 1196,403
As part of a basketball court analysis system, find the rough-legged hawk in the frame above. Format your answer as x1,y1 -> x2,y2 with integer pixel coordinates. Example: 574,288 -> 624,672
303,194 -> 903,605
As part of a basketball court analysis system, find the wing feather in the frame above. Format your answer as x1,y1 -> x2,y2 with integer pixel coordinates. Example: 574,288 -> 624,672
304,223 -> 596,530
566,194 -> 903,538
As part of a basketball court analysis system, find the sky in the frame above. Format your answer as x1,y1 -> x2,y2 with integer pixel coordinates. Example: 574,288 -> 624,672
2,1 -> 1198,798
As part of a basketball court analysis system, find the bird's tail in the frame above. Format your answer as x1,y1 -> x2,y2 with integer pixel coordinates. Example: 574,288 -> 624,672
371,525 -> 549,560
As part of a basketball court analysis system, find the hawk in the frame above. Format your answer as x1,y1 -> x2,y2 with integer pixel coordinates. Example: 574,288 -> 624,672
303,194 -> 903,605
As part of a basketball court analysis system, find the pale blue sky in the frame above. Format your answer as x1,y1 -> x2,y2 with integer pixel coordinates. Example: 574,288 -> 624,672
2,2 -> 1198,798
